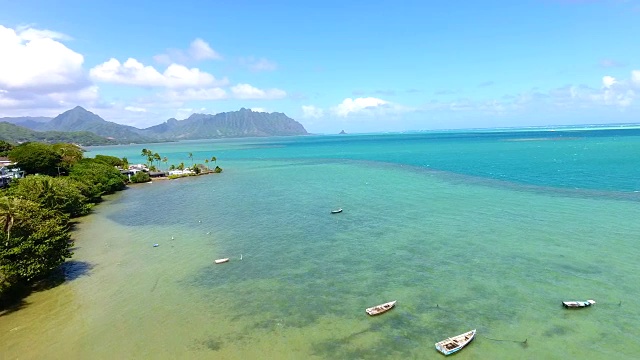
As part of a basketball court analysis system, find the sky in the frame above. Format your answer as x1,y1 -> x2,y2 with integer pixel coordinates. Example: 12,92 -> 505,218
0,0 -> 639,133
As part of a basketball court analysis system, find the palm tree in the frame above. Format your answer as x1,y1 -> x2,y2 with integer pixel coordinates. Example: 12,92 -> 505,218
204,159 -> 209,170
141,149 -> 153,167
162,157 -> 168,170
188,152 -> 194,166
0,197 -> 16,245
211,156 -> 217,165
153,153 -> 161,171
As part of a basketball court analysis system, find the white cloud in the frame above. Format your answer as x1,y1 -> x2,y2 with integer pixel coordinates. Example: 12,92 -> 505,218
333,97 -> 389,117
90,58 -> 227,88
602,76 -> 616,88
231,83 -> 286,99
189,38 -> 222,60
125,106 -> 147,112
154,38 -> 222,65
240,57 -> 277,72
251,107 -> 268,112
0,25 -> 97,113
16,26 -> 71,41
0,25 -> 86,91
632,70 -> 640,86
301,105 -> 324,118
164,87 -> 227,101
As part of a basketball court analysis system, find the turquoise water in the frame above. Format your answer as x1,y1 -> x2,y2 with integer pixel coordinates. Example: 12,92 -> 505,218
1,129 -> 640,359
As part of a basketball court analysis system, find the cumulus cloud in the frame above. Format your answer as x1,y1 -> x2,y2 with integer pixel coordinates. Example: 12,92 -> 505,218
231,83 -> 286,99
332,97 -> 389,117
251,108 -> 268,112
602,75 -> 616,88
90,58 -> 228,88
154,38 -> 222,65
0,25 -> 86,92
301,105 -> 324,118
0,25 -> 97,113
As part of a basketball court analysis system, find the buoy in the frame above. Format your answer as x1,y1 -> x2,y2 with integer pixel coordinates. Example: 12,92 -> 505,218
171,236 -> 174,240
240,254 -> 243,260
153,244 -> 159,247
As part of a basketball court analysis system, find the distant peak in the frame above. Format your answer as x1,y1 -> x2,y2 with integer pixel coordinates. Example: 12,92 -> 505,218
72,106 -> 88,111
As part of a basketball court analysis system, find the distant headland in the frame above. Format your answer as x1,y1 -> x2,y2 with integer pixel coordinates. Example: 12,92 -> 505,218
0,107 -> 308,146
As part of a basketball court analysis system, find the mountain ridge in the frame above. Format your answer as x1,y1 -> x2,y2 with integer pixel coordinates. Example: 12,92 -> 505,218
2,106 -> 308,144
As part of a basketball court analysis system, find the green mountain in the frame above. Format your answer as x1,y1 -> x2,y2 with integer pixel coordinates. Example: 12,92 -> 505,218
39,106 -> 153,143
141,108 -> 308,139
0,106 -> 308,145
0,116 -> 52,129
0,122 -> 116,146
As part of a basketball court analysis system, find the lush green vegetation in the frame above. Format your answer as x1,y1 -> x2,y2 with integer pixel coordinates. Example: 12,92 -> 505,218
8,142 -> 63,176
0,140 -> 14,157
0,142 -> 223,308
131,171 -> 150,183
0,122 -> 117,146
0,142 -> 127,307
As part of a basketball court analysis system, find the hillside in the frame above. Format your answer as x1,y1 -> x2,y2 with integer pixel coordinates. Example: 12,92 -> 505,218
142,108 -> 308,139
39,106 -> 153,143
0,107 -> 308,144
0,122 -> 116,146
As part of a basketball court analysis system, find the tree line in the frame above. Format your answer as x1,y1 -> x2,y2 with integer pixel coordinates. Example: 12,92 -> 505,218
0,141 -> 128,307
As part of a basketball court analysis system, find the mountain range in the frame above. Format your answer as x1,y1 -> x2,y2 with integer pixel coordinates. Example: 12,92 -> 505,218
0,107 -> 308,145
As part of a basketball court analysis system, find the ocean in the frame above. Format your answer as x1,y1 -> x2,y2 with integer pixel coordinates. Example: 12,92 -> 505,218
1,129 -> 639,359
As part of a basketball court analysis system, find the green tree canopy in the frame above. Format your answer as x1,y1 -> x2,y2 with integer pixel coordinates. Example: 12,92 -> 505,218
8,142 -> 62,176
0,197 -> 72,290
52,143 -> 84,173
69,158 -> 126,200
0,140 -> 14,157
7,175 -> 91,217
94,154 -> 124,168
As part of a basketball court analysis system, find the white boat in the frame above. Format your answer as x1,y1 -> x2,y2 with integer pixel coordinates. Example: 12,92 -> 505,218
331,208 -> 343,214
365,300 -> 396,316
435,329 -> 476,356
562,299 -> 595,308
214,258 -> 229,264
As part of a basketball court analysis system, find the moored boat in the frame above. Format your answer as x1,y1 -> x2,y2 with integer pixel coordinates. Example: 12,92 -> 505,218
365,300 -> 396,316
562,299 -> 596,308
214,258 -> 229,264
331,208 -> 343,214
435,329 -> 476,356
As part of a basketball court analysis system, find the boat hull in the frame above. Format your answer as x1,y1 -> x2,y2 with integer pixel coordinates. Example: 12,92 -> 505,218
562,300 -> 596,308
365,300 -> 396,316
435,329 -> 476,356
214,258 -> 229,264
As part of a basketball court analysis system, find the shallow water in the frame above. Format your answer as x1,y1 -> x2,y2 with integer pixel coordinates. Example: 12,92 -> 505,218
2,131 -> 640,359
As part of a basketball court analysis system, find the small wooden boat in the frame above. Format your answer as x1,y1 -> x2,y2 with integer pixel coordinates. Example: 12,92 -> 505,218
331,208 -> 343,214
562,299 -> 596,308
214,258 -> 229,264
365,300 -> 396,316
435,329 -> 476,356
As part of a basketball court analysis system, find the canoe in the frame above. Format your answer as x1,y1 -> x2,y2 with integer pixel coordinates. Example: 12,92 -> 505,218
331,208 -> 343,214
365,300 -> 396,316
562,299 -> 596,308
435,329 -> 476,356
214,258 -> 229,264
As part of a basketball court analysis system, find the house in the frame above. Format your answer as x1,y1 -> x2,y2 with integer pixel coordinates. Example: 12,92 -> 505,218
0,160 -> 25,187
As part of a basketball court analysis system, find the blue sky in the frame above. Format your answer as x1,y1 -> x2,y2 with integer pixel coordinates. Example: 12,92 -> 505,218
1,0 -> 639,133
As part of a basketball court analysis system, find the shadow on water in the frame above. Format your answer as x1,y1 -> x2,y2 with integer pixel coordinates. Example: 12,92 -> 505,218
0,260 -> 93,314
